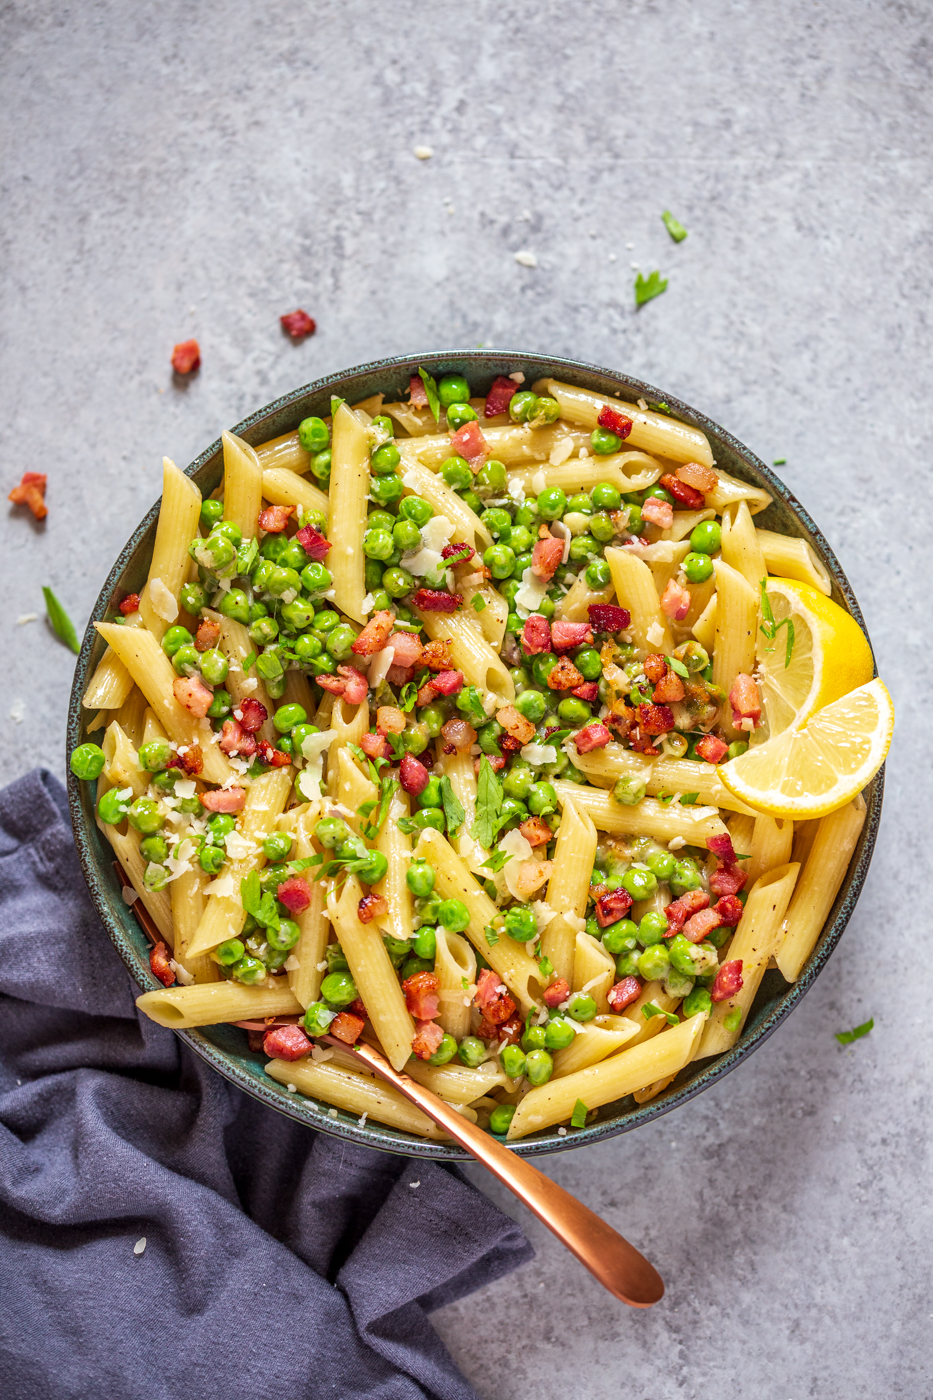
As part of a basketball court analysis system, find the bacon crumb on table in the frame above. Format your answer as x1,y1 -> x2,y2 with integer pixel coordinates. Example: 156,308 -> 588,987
279,309 -> 316,340
8,471 -> 48,520
171,339 -> 200,375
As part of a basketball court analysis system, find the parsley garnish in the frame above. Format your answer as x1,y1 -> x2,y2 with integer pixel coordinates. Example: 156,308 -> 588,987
484,924 -> 500,947
536,952 -> 554,978
331,396 -> 346,418
240,870 -> 280,931
656,791 -> 675,805
471,756 -> 502,849
661,210 -> 688,243
723,1009 -> 743,1033
43,586 -> 80,654
570,1099 -> 588,1129
418,367 -> 441,423
458,685 -> 487,725
773,457 -> 787,466
348,741 -> 387,785
399,682 -> 419,713
835,1017 -> 874,1046
361,776 -> 398,840
679,792 -> 700,806
666,655 -> 690,680
543,727 -> 571,747
759,578 -> 795,668
439,775 -> 465,836
635,270 -> 668,306
461,975 -> 469,991
481,850 -> 512,873
237,538 -> 259,574
650,401 -> 672,415
471,595 -> 486,613
642,1002 -> 679,1027
242,650 -> 257,673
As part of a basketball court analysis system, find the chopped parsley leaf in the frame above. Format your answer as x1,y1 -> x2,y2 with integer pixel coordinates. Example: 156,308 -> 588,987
661,210 -> 688,243
484,923 -> 500,947
635,270 -> 668,306
642,1002 -> 679,1027
835,1017 -> 874,1046
439,775 -> 465,836
679,792 -> 700,806
418,367 -> 441,423
471,757 -> 502,849
43,586 -> 80,654
570,1099 -> 589,1129
471,595 -> 487,613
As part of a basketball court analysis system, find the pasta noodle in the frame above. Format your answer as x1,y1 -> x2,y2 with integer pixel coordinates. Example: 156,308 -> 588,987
221,432 -> 264,538
138,459 -> 203,641
755,529 -> 832,595
434,928 -> 477,1040
776,797 -> 866,981
327,403 -> 371,623
565,744 -> 757,815
541,796 -> 597,985
551,781 -> 730,844
604,547 -> 673,653
534,379 -> 715,466
327,876 -> 414,1071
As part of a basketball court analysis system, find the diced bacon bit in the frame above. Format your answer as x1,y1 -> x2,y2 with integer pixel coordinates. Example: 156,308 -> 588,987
643,654 -> 667,683
597,404 -> 634,439
522,614 -> 552,654
474,968 -> 517,1025
551,619 -> 593,652
386,663 -> 415,687
388,631 -> 424,669
358,892 -> 388,923
8,471 -> 48,520
714,894 -> 745,926
441,717 -> 476,751
348,998 -> 368,1021
660,577 -> 691,620
707,833 -> 737,865
499,734 -> 522,754
258,504 -> 294,533
606,706 -> 636,739
711,959 -> 744,1003
178,745 -> 203,776
664,889 -> 710,935
607,976 -> 641,1012
654,669 -> 685,703
219,719 -> 257,757
450,420 -> 488,472
399,751 -> 430,795
279,309 -> 316,340
263,1024 -> 312,1060
636,703 -> 675,735
416,680 -> 438,706
683,907 -> 724,944
431,669 -> 464,696
200,786 -> 247,813
404,970 -> 441,1021
317,666 -> 369,705
409,373 -> 428,407
660,472 -> 705,510
628,729 -> 661,756
547,656 -> 584,691
171,339 -> 200,375
119,593 -> 140,616
677,462 -> 718,493
296,524 -> 332,560
256,739 -> 291,768
238,697 -> 268,733
476,753 -> 506,774
494,1011 -> 524,1046
531,535 -> 564,581
173,675 -> 214,718
330,1012 -> 366,1045
412,1020 -> 445,1060
149,941 -> 175,987
352,610 -> 395,657
376,705 -> 406,735
496,705 -> 536,745
543,978 -> 571,1009
421,639 -> 454,671
709,864 -> 747,898
412,588 -> 462,613
642,496 -> 674,529
572,681 -> 599,702
695,733 -> 729,764
575,722 -> 612,754
595,887 -> 634,928
519,816 -> 553,847
730,673 -> 762,724
514,859 -> 552,901
360,731 -> 388,760
588,603 -> 631,633
277,877 -> 311,913
441,541 -> 475,564
484,375 -> 518,417
195,617 -> 222,652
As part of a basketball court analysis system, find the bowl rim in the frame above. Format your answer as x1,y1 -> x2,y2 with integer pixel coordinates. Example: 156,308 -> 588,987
67,348 -> 884,1160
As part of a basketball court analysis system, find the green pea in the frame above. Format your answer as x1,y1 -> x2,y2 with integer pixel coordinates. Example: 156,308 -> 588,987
199,498 -> 224,530
199,844 -> 225,874
428,1033 -> 458,1066
529,395 -> 560,427
258,832 -> 292,866
437,373 -> 470,407
255,650 -> 284,683
271,566 -> 305,599
250,560 -> 274,594
283,600 -> 318,633
527,781 -> 557,817
358,849 -> 389,885
483,543 -> 516,579
625,503 -> 644,534
481,507 -> 512,540
396,493 -> 432,528
445,402 -> 478,431
361,528 -> 393,564
418,704 -> 446,738
498,796 -> 528,830
321,971 -> 358,1007
458,1036 -> 487,1068
265,917 -> 299,953
590,427 -> 620,456
178,582 -> 208,617
126,797 -> 164,835
461,489 -> 482,512
514,689 -> 546,725
611,950 -> 639,978
438,898 -> 470,932
601,918 -> 639,954
728,740 -> 749,760
690,520 -> 721,555
524,1048 -> 554,1085
70,742 -> 106,781
441,456 -> 472,490
401,725 -> 429,756
557,697 -> 591,726
574,647 -> 603,681
288,723 -> 317,758
588,511 -> 615,543
568,533 -> 602,563
290,635 -> 319,666
382,566 -> 415,599
314,816 -> 347,849
683,985 -> 713,1018
149,769 -> 178,793
531,652 -> 558,687
521,1022 -> 547,1052
508,390 -> 537,423
536,487 -> 567,521
412,925 -> 437,960
499,1045 -> 526,1079
203,532 -> 238,571
261,534 -> 289,563
488,1104 -> 516,1135
620,867 -> 658,900
502,763 -> 533,800
214,590 -> 247,627
278,538 -> 307,573
668,933 -> 700,978
371,415 -> 395,440
324,624 -> 355,661
304,448 -> 330,483
370,440 -> 401,475
297,415 -> 329,453
475,460 -> 508,495
567,993 -> 598,1023
683,551 -> 714,583
271,703 -> 305,735
540,1017 -> 574,1053
645,849 -> 676,880
302,1001 -> 336,1036
638,911 -> 670,946
585,485 -> 617,515
297,564 -> 329,598
209,939 -> 243,970
326,942 -> 351,973
196,648 -> 226,686
670,858 -> 702,895
567,492 -> 593,515
504,906 -> 538,942
162,625 -> 193,659
229,955 -> 265,985
511,553 -> 533,580
314,608 -> 340,633
637,945 -> 671,980
507,524 -> 533,555
370,473 -> 403,506
245,617 -> 276,650
143,862 -> 170,891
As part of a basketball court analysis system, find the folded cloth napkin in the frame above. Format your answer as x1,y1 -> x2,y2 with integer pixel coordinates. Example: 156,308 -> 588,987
0,770 -> 533,1399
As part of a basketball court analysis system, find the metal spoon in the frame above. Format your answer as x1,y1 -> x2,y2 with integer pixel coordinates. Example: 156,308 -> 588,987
325,1034 -> 665,1308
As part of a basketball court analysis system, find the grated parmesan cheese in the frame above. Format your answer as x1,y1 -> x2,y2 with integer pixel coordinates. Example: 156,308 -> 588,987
646,621 -> 666,647
148,577 -> 179,624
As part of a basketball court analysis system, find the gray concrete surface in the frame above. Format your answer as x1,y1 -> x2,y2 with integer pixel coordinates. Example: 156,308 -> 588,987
2,2 -> 930,1395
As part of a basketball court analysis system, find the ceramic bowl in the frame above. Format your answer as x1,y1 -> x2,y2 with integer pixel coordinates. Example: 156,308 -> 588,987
66,350 -> 883,1159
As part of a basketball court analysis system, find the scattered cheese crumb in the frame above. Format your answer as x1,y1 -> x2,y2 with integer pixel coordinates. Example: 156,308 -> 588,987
508,372 -> 525,384
169,960 -> 195,986
549,437 -> 574,466
286,1083 -> 297,1093
514,250 -> 537,267
284,954 -> 300,972
148,577 -> 179,624
121,886 -> 139,906
410,1180 -> 421,1188
646,621 -> 666,647
414,145 -> 433,160
637,398 -> 648,411
16,613 -> 38,626
358,1112 -> 368,1127
328,1107 -> 339,1118
10,701 -> 25,724
133,1237 -> 146,1256
557,1126 -> 568,1137
668,836 -> 687,851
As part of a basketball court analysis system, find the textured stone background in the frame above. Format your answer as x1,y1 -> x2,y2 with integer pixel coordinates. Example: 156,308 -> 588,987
2,2 -> 930,1396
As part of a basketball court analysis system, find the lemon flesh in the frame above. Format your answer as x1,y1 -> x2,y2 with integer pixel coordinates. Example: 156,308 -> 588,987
718,678 -> 894,819
755,578 -> 874,741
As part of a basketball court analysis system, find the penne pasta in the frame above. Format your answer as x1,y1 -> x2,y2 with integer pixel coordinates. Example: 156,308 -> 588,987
756,529 -> 832,595
541,796 -> 597,985
138,459 -> 203,641
506,451 -> 661,500
328,876 -> 414,1072
101,720 -> 148,799
286,812 -> 331,1009
551,1014 -> 639,1078
264,1056 -> 446,1138
373,790 -> 414,941
170,860 -> 219,984
106,823 -> 174,945
776,797 -> 866,981
404,1057 -> 507,1104
255,430 -> 311,476
720,501 -> 767,593
552,780 -> 729,844
711,558 -> 759,737
437,746 -> 485,874
705,467 -> 772,517
744,814 -> 795,888
556,574 -> 614,623
260,465 -> 330,520
327,403 -> 370,624
398,451 -> 493,556
433,928 -> 477,1041
416,610 -> 514,704
409,422 -> 591,470
82,648 -> 135,710
565,744 -> 757,815
604,547 -> 674,654
534,379 -> 715,467
138,981 -> 304,1028
572,931 -> 616,1013
221,431 -> 264,538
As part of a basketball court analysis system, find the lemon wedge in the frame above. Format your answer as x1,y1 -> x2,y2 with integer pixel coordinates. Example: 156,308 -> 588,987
754,578 -> 874,741
718,678 -> 894,818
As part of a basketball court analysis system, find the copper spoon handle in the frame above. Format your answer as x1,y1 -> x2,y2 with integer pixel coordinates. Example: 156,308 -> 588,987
324,1037 -> 664,1308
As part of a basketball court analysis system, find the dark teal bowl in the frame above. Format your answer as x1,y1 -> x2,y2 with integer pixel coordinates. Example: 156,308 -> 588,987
66,351 -> 883,1159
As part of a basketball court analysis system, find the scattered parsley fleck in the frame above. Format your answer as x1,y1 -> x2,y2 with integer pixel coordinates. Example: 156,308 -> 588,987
461,975 -> 469,991
242,649 -> 257,673
471,756 -> 502,849
667,655 -> 690,679
471,595 -> 487,613
481,850 -> 512,874
570,1099 -> 588,1129
439,775 -> 465,836
759,578 -> 795,668
43,587 -> 80,654
773,457 -> 787,466
661,210 -> 688,243
484,924 -> 500,947
418,367 -> 441,423
836,1017 -> 874,1046
679,792 -> 700,806
330,396 -> 346,418
656,791 -> 675,806
536,952 -> 554,978
643,1002 -> 679,1027
635,270 -> 668,306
